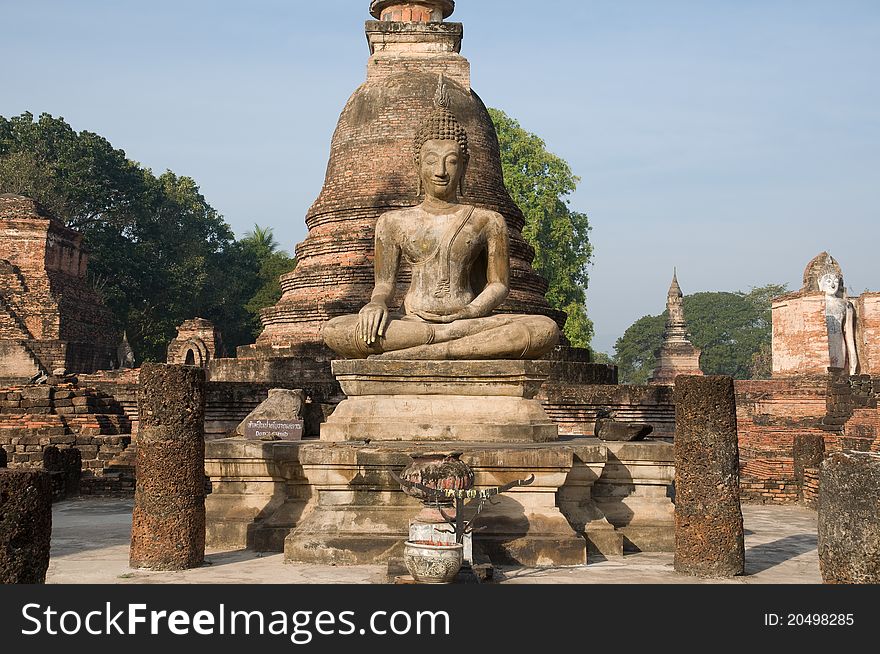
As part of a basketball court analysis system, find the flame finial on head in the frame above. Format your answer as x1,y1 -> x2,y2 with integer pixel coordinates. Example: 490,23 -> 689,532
819,253 -> 841,283
412,74 -> 469,166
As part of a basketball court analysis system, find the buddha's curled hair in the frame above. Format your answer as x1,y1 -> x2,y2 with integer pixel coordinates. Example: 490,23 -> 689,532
412,74 -> 470,166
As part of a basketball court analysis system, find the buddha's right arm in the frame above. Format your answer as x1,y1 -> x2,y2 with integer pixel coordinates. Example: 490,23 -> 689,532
369,216 -> 401,307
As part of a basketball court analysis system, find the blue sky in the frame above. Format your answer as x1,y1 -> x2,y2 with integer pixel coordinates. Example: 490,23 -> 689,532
2,0 -> 878,354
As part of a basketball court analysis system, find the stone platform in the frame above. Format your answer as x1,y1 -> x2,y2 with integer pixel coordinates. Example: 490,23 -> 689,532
205,437 -> 674,566
321,359 -> 557,442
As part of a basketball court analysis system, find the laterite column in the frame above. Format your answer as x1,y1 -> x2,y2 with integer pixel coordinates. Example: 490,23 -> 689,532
673,375 -> 745,577
0,469 -> 52,583
130,364 -> 206,570
818,451 -> 880,583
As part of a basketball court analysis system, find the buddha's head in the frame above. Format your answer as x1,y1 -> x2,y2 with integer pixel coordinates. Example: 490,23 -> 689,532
413,75 -> 469,201
818,272 -> 842,297
818,255 -> 845,297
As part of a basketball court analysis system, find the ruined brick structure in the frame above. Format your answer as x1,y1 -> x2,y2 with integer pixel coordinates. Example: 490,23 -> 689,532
0,383 -> 131,483
0,194 -> 118,382
772,252 -> 878,376
167,318 -> 224,367
649,271 -> 703,385
735,253 -> 880,504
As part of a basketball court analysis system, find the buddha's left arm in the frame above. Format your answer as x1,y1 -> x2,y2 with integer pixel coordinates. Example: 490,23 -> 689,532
462,212 -> 510,318
845,302 -> 859,374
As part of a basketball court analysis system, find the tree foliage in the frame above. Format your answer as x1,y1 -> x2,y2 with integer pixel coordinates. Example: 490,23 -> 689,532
613,284 -> 788,384
489,108 -> 594,348
0,112 -> 275,361
240,225 -> 297,333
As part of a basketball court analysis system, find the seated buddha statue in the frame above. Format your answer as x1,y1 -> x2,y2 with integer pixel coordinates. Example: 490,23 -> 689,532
323,79 -> 560,360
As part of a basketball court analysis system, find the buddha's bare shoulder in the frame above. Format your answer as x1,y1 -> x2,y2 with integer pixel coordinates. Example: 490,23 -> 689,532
376,207 -> 421,232
470,207 -> 507,231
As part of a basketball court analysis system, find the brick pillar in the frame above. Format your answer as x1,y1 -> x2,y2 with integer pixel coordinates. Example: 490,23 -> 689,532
130,364 -> 206,570
0,469 -> 52,583
818,451 -> 880,583
673,375 -> 745,577
793,434 -> 825,503
0,446 -> 7,468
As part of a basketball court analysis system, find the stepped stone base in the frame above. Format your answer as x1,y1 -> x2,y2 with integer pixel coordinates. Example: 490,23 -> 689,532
321,359 -> 557,443
284,441 -> 585,566
205,437 -> 676,566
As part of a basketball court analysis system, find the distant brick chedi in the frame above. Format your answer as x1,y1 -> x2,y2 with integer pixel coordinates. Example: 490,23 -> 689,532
0,194 -> 118,381
649,271 -> 703,385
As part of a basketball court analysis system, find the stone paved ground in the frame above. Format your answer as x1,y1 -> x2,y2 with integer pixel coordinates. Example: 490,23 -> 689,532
45,499 -> 821,584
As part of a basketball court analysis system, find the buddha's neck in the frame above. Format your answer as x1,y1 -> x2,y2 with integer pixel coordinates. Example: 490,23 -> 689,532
421,195 -> 462,215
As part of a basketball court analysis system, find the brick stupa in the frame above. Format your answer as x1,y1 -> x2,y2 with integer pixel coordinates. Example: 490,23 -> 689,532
649,270 -> 703,385
226,0 -> 571,381
0,194 -> 118,381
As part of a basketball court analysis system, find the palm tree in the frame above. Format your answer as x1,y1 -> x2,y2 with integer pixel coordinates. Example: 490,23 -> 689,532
243,224 -> 278,254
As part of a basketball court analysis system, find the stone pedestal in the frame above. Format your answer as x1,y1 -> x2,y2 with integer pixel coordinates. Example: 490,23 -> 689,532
284,441 -> 587,566
205,439 -> 310,552
322,360 -> 557,443
205,436 -> 677,565
204,361 -> 677,565
593,441 -> 676,553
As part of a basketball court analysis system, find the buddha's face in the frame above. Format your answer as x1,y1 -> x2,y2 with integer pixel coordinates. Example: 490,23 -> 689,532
819,273 -> 840,296
419,139 -> 465,201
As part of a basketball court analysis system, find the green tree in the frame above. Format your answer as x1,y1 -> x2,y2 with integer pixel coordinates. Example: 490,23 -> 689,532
613,284 -> 788,384
489,108 -> 594,348
240,225 -> 297,336
0,112 -> 261,361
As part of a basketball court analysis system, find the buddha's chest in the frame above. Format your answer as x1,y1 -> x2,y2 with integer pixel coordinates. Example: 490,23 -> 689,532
401,216 -> 484,266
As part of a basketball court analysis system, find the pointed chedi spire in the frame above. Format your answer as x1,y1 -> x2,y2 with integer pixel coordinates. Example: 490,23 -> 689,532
649,269 -> 704,385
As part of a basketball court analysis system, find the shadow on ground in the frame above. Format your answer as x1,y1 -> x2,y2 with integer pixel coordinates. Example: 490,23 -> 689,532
745,534 -> 817,575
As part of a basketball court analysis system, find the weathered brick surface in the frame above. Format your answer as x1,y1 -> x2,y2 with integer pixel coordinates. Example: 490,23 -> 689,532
818,451 -> 880,583
0,469 -> 52,583
856,293 -> 880,375
0,382 -> 132,485
735,373 -> 880,504
793,433 -> 825,503
802,466 -> 820,510
674,375 -> 745,577
539,381 -> 675,439
130,364 -> 206,570
0,194 -> 118,377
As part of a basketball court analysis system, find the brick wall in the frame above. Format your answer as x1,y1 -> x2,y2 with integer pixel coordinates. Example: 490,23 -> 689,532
771,294 -> 830,376
539,382 -> 675,439
735,372 -> 880,504
856,293 -> 880,374
0,383 -> 132,476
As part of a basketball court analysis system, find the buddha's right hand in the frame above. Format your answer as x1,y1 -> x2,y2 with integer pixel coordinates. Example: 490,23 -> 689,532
358,302 -> 389,346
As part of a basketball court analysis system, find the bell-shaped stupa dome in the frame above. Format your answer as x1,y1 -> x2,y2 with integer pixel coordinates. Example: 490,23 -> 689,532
252,1 -> 565,353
